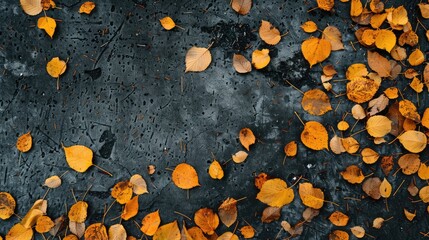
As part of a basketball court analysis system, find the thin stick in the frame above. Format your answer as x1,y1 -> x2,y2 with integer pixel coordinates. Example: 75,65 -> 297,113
81,184 -> 93,201
13,213 -> 23,220
393,179 -> 405,196
165,167 -> 174,171
60,170 -> 69,178
288,175 -> 303,189
385,199 -> 389,212
283,155 -> 287,165
102,200 -> 116,224
18,152 -> 22,166
236,196 -> 247,202
274,228 -> 283,240
294,112 -> 305,126
284,80 -> 304,94
350,119 -> 359,133
174,211 -> 192,221
232,220 -> 239,234
93,164 -> 113,176
384,216 -> 394,222
307,6 -> 319,12
175,25 -> 185,30
343,196 -> 361,201
350,128 -> 366,137
42,188 -> 51,200
71,189 -> 77,203
280,32 -> 289,37
324,200 -> 340,207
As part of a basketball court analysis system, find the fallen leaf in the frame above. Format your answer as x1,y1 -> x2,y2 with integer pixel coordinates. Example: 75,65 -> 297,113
129,174 -> 148,195
341,137 -> 360,154
408,49 -> 425,66
252,49 -> 270,69
302,208 -> 320,222
384,87 -> 399,99
299,182 -> 324,209
350,226 -> 365,238
6,223 -> 33,240
347,77 -> 380,103
301,89 -> 332,116
350,0 -> 363,16
341,165 -> 365,184
217,232 -> 239,240
209,160 -> 224,180
284,141 -> 297,157
259,20 -> 281,45
391,6 -> 408,25
330,135 -> 346,154
410,77 -> 423,93
381,156 -> 394,176
408,181 -> 419,196
46,57 -> 67,78
370,13 -> 387,28
390,46 -> 407,61
140,210 -> 161,236
379,178 -> 392,198
187,227 -> 207,240
147,165 -> 156,175
329,211 -> 349,226
329,230 -> 349,240
373,217 -> 386,229
399,31 -> 419,47
37,16 -> 56,38
63,145 -> 92,173
69,222 -> 85,238
322,26 -> 344,51
43,175 -> 62,188
256,178 -> 294,207
281,221 -> 303,236
375,30 -> 396,52
351,104 -> 366,120
21,208 -> 44,229
420,186 -> 429,203
387,102 -> 405,136
403,118 -> 417,131
255,173 -> 269,189
261,206 -> 281,223
84,223 -> 108,240
317,0 -> 334,11
16,132 -> 32,153
300,121 -> 329,150
323,64 -> 337,76
232,151 -> 248,163
361,148 -> 379,164
399,99 -> 420,122
231,0 -> 252,15
366,115 -> 392,138
0,192 -> 16,220
337,121 -> 349,131
398,131 -> 427,153
121,195 -> 138,221
404,209 -> 416,221
368,94 -> 389,116
20,0 -> 43,15
49,215 -> 66,237
346,64 -> 368,81
239,128 -> 256,151
398,153 -> 421,175
68,201 -> 88,223
185,47 -> 212,72
301,37 -> 331,68
232,54 -> 251,73
108,224 -> 127,240
79,1 -> 95,14
111,181 -> 133,204
301,21 -> 318,33
362,177 -> 381,200
419,3 -> 429,18
240,225 -> 255,238
194,208 -> 219,235
370,0 -> 384,13
218,198 -> 238,227
159,16 -> 176,30
35,216 -> 55,233
367,51 -> 391,77
172,163 -> 200,189
64,235 -> 79,240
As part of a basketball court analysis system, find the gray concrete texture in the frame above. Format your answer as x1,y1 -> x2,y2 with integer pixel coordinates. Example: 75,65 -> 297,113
1,0 -> 428,239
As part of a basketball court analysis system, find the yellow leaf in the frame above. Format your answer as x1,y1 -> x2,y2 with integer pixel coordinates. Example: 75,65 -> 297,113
129,174 -> 148,195
370,13 -> 387,28
0,192 -> 16,220
391,6 -> 408,25
301,121 -> 329,150
108,224 -> 127,240
367,51 -> 391,77
208,160 -> 224,180
404,209 -> 416,221
347,77 -> 380,103
350,0 -> 363,17
218,198 -> 237,227
111,181 -> 133,204
44,175 -> 61,188
399,99 -> 420,122
340,165 -> 365,184
379,178 -> 392,198
231,0 -> 252,15
217,232 -> 239,240
337,121 -> 349,131
422,108 -> 429,129
375,29 -> 396,52
37,16 -> 56,38
384,87 -> 398,99
68,201 -> 88,223
63,145 -> 93,173
256,178 -> 294,207
240,226 -> 255,239
251,49 -> 270,69
410,77 -> 423,93
232,151 -> 248,164
301,21 -> 318,33
301,37 -> 331,68
350,226 -> 365,238
301,89 -> 332,116
185,47 -> 212,72
121,196 -> 138,221
64,235 -> 79,240
398,131 -> 427,153
366,115 -> 392,138
46,57 -> 67,78
21,209 -> 44,229
299,182 -> 324,209
346,63 -> 368,81
284,141 -> 297,157
140,210 -> 161,236
239,127 -> 256,151
361,148 -> 379,164
259,20 -> 281,45
322,26 -> 344,51
159,16 -> 176,30
398,153 -> 421,175
317,0 -> 334,11
372,217 -> 385,229
341,137 -> 360,154
20,0 -> 43,16
408,49 -> 425,66
232,54 -> 251,73
79,1 -> 95,14
419,3 -> 429,19
187,227 -> 207,240
35,216 -> 55,233
6,223 -> 33,240
16,132 -> 32,153
172,163 -> 200,189
329,211 -> 349,227
194,208 -> 219,235
84,223 -> 108,240
420,186 -> 429,203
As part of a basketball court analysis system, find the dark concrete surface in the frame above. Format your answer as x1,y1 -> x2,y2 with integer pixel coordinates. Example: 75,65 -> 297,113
1,0 -> 429,239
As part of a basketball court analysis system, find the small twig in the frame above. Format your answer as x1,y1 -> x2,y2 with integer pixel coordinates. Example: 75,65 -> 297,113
71,189 -> 77,203
284,80 -> 304,94
93,164 -> 113,176
393,179 -> 405,196
81,184 -> 93,201
102,200 -> 116,224
174,211 -> 192,221
294,112 -> 305,126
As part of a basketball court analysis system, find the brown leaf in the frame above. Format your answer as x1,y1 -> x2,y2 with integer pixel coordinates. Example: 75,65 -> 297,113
194,208 -> 219,235
129,174 -> 148,195
69,221 -> 85,238
108,224 -> 127,240
322,26 -> 344,51
255,173 -> 269,190
329,230 -> 349,240
380,156 -> 394,176
231,0 -> 252,15
302,208 -> 320,222
398,154 -> 421,175
300,121 -> 329,150
408,181 -> 419,197
362,177 -> 381,200
341,165 -> 365,184
329,211 -> 349,226
301,89 -> 332,116
386,102 -> 405,136
239,128 -> 256,151
330,135 -> 346,155
259,20 -> 281,45
261,206 -> 281,223
368,94 -> 389,116
218,198 -> 238,227
232,54 -> 251,73
301,37 -> 331,68
367,51 -> 391,77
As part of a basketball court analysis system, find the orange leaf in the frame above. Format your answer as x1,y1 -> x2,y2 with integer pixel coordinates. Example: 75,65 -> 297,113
301,37 -> 331,68
259,20 -> 281,45
398,153 -> 421,175
261,206 -> 281,223
366,115 -> 392,138
239,128 -> 256,151
419,163 -> 429,180
0,192 -> 16,220
79,1 -> 95,14
240,225 -> 255,238
159,16 -> 176,30
187,227 -> 207,240
121,196 -> 138,220
251,49 -> 270,69
218,198 -> 238,227
185,47 -> 212,72
340,165 -> 365,184
346,63 -> 368,81
35,216 -> 54,233
420,186 -> 429,203
347,77 -> 380,103
419,3 -> 429,18
172,163 -> 200,189
301,21 -> 318,33
404,209 -> 416,221
350,226 -> 365,238
46,57 -> 67,78
301,89 -> 332,116
350,0 -> 363,16
37,16 -> 56,38
140,210 -> 161,236
194,208 -> 219,235
231,0 -> 252,15
361,148 -> 379,164
317,0 -> 334,11
68,201 -> 88,223
375,29 -> 396,52
217,232 -> 239,240
20,0 -> 43,16
208,160 -> 224,180
16,132 -> 32,153
379,178 -> 392,198
84,223 -> 107,240
6,223 -> 33,240
299,182 -> 324,209
111,181 -> 133,204
300,121 -> 329,150
322,26 -> 344,51
284,141 -> 297,157
232,54 -> 251,73
256,178 -> 294,207
341,137 -> 360,154
329,211 -> 349,226
408,49 -> 425,66
398,131 -> 427,153
329,230 -> 349,240
399,99 -> 421,122
254,173 -> 269,190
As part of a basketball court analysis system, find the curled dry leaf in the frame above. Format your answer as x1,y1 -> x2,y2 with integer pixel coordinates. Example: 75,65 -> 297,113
323,64 -> 337,76
140,210 -> 161,236
301,89 -> 332,116
185,47 -> 212,72
362,177 -> 381,200
232,54 -> 251,73
63,145 -> 92,173
366,115 -> 392,138
129,174 -> 148,195
350,226 -> 365,238
300,121 -> 329,151
240,225 -> 255,238
79,1 -> 95,14
379,178 -> 392,198
239,128 -> 256,151
37,16 -> 56,38
347,77 -> 380,103
261,206 -> 281,223
159,16 -> 176,30
361,147 -> 379,164
404,209 -> 416,221
194,208 -> 219,235
322,26 -> 344,51
44,175 -> 61,188
111,181 -> 133,204
329,211 -> 349,227
35,216 -> 55,233
372,217 -> 385,229
284,141 -> 297,157
20,0 -> 42,16
398,131 -> 427,153
256,178 -> 294,207
172,163 -> 200,189
209,160 -> 224,180
341,165 -> 365,184
255,172 -> 269,189
0,192 -> 16,220
68,201 -> 88,223
6,223 -> 33,240
218,198 -> 238,227
147,165 -> 156,175
317,0 -> 334,11
301,21 -> 318,33
232,151 -> 248,163
108,224 -> 127,240
299,182 -> 324,209
252,49 -> 270,69
17,132 -> 32,153
84,223 -> 108,240
259,20 -> 281,45
231,0 -> 252,15
121,195 -> 138,221
301,37 -> 331,68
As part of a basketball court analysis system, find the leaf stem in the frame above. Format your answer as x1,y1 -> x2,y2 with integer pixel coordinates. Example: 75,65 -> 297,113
294,111 -> 305,126
174,211 -> 192,221
93,164 -> 113,176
